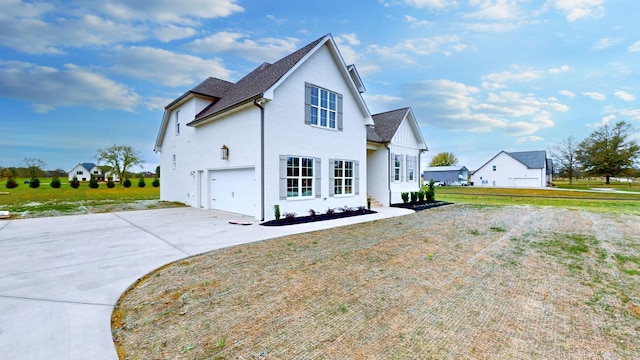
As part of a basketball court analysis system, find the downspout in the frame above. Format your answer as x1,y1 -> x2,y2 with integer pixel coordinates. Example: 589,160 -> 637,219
254,98 -> 266,221
385,143 -> 392,206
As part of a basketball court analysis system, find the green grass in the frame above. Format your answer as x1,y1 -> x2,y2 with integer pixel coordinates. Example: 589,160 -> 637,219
0,177 -> 161,215
435,183 -> 640,215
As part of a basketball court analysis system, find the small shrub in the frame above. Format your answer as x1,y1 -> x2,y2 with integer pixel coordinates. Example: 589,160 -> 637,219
283,212 -> 296,222
70,176 -> 80,189
401,192 -> 409,203
138,177 -> 146,188
88,177 -> 99,189
29,178 -> 40,188
326,207 -> 335,216
418,190 -> 425,203
50,176 -> 61,188
342,206 -> 354,215
358,206 -> 366,213
309,209 -> 317,217
274,205 -> 280,221
123,178 -> 132,188
106,180 -> 115,188
410,192 -> 418,203
367,196 -> 371,210
152,178 -> 160,187
6,178 -> 18,189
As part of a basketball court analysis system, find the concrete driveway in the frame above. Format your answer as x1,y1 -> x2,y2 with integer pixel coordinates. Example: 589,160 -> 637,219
0,206 -> 412,360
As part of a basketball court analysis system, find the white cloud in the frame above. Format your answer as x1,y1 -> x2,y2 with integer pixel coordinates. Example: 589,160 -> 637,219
548,65 -> 570,74
0,12 -> 148,54
153,25 -> 197,42
465,0 -> 522,20
614,90 -> 636,102
516,135 -> 544,143
367,35 -> 467,64
404,15 -> 433,26
619,108 -> 640,121
583,91 -> 606,100
592,37 -> 620,50
185,32 -> 300,63
0,61 -> 140,112
110,46 -> 234,86
589,114 -> 616,127
266,14 -> 287,24
464,22 -> 519,32
98,0 -> 244,24
558,90 -> 576,98
628,41 -> 640,52
144,96 -> 175,111
404,0 -> 458,9
481,69 -> 541,88
545,0 -> 605,22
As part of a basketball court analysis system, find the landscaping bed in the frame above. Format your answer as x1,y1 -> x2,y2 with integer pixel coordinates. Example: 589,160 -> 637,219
391,200 -> 453,211
261,208 -> 377,226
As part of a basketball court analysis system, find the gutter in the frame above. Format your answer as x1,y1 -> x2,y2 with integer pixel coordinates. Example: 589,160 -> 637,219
254,97 -> 266,221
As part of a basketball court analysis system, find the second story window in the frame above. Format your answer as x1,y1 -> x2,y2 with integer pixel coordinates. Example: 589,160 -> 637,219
175,110 -> 180,135
305,83 -> 343,130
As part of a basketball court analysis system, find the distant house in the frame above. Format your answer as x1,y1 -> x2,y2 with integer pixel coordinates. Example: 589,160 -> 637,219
68,163 -> 119,182
422,166 -> 469,185
471,150 -> 553,187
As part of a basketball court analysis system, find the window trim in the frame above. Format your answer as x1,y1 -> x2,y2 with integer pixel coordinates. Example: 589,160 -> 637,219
279,155 -> 321,200
331,160 -> 354,196
305,83 -> 343,131
175,110 -> 180,136
407,155 -> 416,182
393,153 -> 402,182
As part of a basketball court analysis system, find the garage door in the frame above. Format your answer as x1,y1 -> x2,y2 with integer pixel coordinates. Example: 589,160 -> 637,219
513,178 -> 539,187
210,168 -> 256,216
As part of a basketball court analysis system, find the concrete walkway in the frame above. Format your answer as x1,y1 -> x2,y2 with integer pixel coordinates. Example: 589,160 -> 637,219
0,206 -> 412,360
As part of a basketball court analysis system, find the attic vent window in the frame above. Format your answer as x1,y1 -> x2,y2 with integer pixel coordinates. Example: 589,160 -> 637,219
220,145 -> 229,160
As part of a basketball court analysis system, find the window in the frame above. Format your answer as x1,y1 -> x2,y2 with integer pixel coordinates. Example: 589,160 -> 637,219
286,156 -> 314,198
305,83 -> 343,130
394,154 -> 402,182
492,165 -> 497,171
333,160 -> 354,195
76,170 -> 83,175
172,154 -> 177,169
407,156 -> 416,182
175,110 -> 180,135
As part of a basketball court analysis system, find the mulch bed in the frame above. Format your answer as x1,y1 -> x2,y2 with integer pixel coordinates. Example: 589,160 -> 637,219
391,200 -> 453,211
261,209 -> 377,226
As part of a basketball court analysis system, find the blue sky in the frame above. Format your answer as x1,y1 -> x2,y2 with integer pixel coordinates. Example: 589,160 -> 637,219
1,0 -> 639,173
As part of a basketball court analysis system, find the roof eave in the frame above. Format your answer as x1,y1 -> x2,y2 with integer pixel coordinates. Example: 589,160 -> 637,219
187,95 -> 263,127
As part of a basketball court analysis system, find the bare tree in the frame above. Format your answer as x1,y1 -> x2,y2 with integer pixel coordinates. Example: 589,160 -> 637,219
550,136 -> 579,184
23,157 -> 46,180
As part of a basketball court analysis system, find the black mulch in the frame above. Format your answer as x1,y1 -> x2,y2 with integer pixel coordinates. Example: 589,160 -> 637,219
261,209 -> 377,226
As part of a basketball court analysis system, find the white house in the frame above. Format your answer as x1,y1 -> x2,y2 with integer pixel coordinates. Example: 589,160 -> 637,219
154,34 -> 428,220
367,108 -> 428,205
68,163 -> 119,182
471,150 -> 553,187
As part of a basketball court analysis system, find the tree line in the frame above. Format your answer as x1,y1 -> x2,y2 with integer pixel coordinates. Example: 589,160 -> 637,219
551,120 -> 640,184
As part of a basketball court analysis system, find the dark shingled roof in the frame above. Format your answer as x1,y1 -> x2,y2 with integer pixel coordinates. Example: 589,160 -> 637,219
188,35 -> 328,126
191,77 -> 234,98
507,150 -> 547,169
368,108 -> 410,143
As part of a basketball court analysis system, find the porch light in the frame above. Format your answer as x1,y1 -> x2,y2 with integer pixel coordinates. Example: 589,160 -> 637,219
220,145 -> 229,160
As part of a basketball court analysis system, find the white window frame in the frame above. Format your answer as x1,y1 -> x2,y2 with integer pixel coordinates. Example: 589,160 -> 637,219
309,86 -> 338,129
407,156 -> 416,182
175,110 -> 180,135
333,160 -> 354,196
394,154 -> 402,182
286,156 -> 314,199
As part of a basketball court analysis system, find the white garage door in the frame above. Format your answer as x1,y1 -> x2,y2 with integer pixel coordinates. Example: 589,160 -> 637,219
210,168 -> 256,216
513,178 -> 539,187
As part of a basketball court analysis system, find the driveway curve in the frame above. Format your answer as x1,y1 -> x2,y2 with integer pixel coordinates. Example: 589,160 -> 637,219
0,207 -> 411,360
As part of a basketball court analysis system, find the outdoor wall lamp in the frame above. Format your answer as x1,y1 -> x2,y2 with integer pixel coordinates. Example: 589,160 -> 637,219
221,145 -> 229,160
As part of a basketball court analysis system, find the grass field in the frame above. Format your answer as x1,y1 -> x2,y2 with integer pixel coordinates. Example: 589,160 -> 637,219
0,177 -> 173,217
435,180 -> 640,216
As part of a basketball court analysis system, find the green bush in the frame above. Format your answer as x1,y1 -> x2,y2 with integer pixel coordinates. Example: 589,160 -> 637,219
152,178 -> 160,187
138,177 -> 146,188
6,178 -> 18,189
88,177 -> 99,189
50,176 -> 61,188
106,179 -> 115,188
274,204 -> 280,221
29,178 -> 40,188
70,176 -> 80,189
401,192 -> 409,203
410,192 -> 418,203
123,178 -> 132,188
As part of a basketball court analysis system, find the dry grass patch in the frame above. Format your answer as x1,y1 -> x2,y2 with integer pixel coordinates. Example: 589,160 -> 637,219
113,205 -> 640,359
